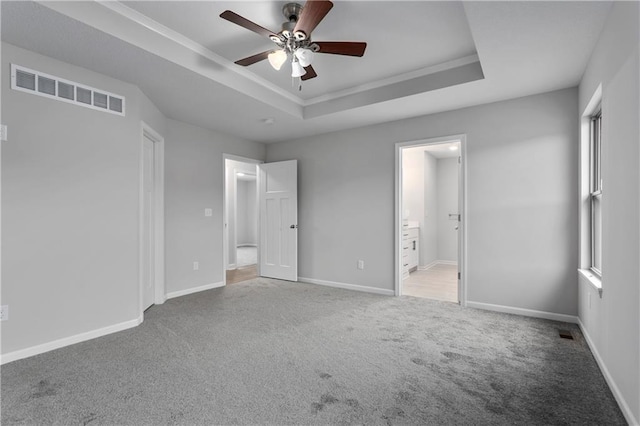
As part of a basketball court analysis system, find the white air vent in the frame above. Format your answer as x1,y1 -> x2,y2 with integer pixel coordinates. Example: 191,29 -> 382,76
11,64 -> 125,116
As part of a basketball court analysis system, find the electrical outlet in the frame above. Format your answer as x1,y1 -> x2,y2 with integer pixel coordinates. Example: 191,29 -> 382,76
193,261 -> 199,271
357,260 -> 364,270
0,305 -> 8,321
204,208 -> 212,217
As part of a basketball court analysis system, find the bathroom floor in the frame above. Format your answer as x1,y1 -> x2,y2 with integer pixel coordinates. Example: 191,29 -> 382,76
403,263 -> 458,303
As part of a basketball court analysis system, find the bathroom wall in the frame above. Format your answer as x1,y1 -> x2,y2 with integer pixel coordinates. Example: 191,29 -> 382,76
403,148 -> 457,267
436,157 -> 459,262
401,146 -> 425,255
423,152 -> 438,266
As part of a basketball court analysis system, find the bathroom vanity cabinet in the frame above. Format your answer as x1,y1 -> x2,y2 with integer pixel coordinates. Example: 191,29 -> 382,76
402,226 -> 419,278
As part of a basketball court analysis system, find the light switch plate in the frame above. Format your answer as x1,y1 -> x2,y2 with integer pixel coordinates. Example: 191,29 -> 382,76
0,124 -> 7,142
204,208 -> 212,217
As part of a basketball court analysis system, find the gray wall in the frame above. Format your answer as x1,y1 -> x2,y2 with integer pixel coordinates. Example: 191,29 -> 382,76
436,158 -> 458,262
165,120 -> 265,294
1,42 -> 266,357
1,43 -> 160,354
577,2 -> 639,423
237,179 -> 257,246
267,87 -> 578,316
423,152 -> 438,266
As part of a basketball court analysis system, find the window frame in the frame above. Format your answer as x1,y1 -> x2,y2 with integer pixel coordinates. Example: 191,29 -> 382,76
589,109 -> 602,277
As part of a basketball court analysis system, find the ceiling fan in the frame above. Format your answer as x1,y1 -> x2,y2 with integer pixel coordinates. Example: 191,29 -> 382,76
220,0 -> 367,83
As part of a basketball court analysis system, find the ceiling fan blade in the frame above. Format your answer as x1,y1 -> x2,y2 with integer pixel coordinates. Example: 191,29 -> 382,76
301,65 -> 317,81
235,51 -> 271,66
220,10 -> 278,39
293,0 -> 333,39
315,41 -> 367,57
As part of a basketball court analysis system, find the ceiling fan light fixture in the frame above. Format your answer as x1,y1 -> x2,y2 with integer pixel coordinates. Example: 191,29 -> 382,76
291,59 -> 306,78
268,50 -> 288,70
293,30 -> 307,41
221,1 -> 368,83
294,48 -> 314,67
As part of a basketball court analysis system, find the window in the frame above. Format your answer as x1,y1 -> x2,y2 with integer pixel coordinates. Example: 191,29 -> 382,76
589,110 -> 602,276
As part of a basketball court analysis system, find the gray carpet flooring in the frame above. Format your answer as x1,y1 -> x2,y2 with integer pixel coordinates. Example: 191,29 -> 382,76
2,278 -> 625,425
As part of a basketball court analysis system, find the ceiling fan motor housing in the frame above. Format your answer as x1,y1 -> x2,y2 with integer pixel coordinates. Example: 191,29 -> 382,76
281,3 -> 309,40
282,3 -> 303,22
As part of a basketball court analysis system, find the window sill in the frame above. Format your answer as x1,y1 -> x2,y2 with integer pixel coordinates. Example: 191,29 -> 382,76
578,269 -> 602,297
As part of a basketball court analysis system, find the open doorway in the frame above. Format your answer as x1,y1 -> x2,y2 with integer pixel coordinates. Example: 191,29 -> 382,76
395,136 -> 466,304
223,156 -> 299,285
224,157 -> 259,285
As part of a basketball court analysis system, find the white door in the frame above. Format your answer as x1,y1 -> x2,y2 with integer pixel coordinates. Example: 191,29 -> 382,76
142,135 -> 155,310
258,160 -> 298,281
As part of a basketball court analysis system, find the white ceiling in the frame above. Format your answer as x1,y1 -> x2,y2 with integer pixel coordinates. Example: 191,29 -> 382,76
123,1 -> 478,100
1,1 -> 612,143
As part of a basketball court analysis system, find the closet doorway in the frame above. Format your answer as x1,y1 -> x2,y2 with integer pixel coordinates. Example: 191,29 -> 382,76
224,156 -> 260,285
395,136 -> 467,304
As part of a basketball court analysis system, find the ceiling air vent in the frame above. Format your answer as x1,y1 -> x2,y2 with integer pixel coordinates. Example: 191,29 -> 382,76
10,64 -> 125,117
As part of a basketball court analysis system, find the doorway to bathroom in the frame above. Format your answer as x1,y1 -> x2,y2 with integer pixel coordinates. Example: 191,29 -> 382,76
395,135 -> 467,304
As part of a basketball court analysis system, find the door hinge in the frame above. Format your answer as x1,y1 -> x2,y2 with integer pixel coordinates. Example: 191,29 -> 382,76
458,272 -> 461,280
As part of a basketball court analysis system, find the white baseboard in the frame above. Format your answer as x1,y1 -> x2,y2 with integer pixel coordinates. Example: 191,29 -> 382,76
419,261 -> 438,270
166,281 -> 224,300
466,301 -> 578,324
299,277 -> 394,296
1,315 -> 143,365
419,260 -> 458,270
226,263 -> 237,271
578,319 -> 639,426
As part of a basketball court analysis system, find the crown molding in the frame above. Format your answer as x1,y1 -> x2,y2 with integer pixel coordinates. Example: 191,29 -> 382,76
302,54 -> 481,106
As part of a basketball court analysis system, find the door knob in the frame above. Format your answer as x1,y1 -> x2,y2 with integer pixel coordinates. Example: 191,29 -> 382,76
290,224 -> 298,229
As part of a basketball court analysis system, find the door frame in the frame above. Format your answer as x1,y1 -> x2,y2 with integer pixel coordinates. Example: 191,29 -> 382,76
222,154 -> 263,286
394,134 -> 468,305
138,121 -> 165,316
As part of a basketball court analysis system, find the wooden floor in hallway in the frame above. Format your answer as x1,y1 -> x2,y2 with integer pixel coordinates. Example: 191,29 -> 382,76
403,263 -> 458,303
226,264 -> 258,285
